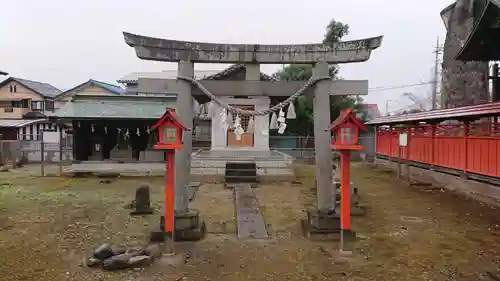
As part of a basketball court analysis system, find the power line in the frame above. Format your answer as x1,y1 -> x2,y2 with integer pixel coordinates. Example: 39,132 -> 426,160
368,81 -> 433,92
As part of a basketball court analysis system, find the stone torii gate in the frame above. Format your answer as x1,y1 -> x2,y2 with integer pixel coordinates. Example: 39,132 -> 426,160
123,32 -> 383,238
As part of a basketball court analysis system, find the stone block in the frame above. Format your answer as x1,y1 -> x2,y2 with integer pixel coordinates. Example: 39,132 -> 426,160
145,244 -> 162,260
266,168 -> 294,176
306,208 -> 341,231
103,253 -> 134,270
257,168 -> 266,176
175,210 -> 200,230
191,160 -> 204,166
256,161 -> 287,168
128,255 -> 152,268
93,243 -> 114,260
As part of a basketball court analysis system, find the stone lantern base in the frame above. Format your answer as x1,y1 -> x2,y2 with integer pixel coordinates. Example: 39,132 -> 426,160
302,208 -> 357,239
149,209 -> 206,242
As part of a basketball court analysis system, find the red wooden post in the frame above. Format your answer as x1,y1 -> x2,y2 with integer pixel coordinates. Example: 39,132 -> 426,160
165,150 -> 175,233
430,124 -> 436,169
328,109 -> 367,251
340,150 -> 351,230
406,125 -> 412,185
463,121 -> 469,176
151,107 -> 190,255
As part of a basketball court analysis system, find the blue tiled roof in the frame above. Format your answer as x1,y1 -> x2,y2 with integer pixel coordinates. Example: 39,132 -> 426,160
90,79 -> 125,95
56,79 -> 125,98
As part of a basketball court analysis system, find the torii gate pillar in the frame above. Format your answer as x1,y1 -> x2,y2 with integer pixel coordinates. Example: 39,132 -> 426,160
302,62 -> 342,235
175,61 -> 193,214
313,62 -> 335,211
170,61 -> 206,241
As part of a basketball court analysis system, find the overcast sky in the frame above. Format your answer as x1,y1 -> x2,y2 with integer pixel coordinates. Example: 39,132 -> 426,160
0,0 -> 452,113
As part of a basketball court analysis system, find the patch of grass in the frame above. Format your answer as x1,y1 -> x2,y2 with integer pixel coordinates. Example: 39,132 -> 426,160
0,164 -> 498,281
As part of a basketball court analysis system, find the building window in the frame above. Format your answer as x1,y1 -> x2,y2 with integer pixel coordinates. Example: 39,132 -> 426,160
9,84 -> 17,93
44,100 -> 54,111
11,101 -> 22,108
31,100 -> 44,111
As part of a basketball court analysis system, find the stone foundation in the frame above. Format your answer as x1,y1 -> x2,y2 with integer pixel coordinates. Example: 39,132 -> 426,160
375,157 -> 500,206
149,210 -> 206,243
191,149 -> 294,178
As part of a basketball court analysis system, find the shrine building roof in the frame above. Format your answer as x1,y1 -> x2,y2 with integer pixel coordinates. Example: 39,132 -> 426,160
50,94 -> 176,120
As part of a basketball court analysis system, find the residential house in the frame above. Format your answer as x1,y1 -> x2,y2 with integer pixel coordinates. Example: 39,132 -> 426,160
0,77 -> 68,147
360,103 -> 382,120
55,79 -> 125,110
0,77 -> 62,119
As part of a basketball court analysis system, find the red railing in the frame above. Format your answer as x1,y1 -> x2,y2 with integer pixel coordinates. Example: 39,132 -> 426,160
376,121 -> 500,178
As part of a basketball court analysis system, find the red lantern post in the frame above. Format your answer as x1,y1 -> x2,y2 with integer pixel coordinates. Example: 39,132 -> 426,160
329,109 -> 367,250
152,107 -> 190,255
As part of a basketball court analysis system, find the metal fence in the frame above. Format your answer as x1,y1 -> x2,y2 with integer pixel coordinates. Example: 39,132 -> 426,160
191,134 -> 376,160
2,133 -> 374,165
0,133 -> 73,165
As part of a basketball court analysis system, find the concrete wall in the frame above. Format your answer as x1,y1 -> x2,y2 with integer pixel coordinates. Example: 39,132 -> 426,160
374,157 -> 500,206
0,82 -> 43,118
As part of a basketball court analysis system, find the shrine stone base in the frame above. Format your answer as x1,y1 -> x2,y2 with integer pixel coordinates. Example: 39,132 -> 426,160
191,149 -> 294,182
301,208 -> 357,240
149,210 -> 206,243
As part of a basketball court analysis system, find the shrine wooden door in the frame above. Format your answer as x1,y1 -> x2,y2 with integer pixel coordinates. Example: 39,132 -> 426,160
227,105 -> 254,147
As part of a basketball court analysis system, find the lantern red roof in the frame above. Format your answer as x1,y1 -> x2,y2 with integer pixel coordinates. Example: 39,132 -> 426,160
329,108 -> 367,131
152,107 -> 190,131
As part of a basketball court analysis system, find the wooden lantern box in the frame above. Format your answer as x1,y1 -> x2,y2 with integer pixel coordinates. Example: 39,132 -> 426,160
152,107 -> 190,150
329,108 -> 367,151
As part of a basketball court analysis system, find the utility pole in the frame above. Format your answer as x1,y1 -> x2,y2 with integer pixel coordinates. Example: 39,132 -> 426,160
385,100 -> 391,116
431,37 -> 442,110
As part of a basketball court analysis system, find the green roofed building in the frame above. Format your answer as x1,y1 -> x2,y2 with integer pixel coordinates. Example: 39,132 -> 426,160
50,94 -> 177,162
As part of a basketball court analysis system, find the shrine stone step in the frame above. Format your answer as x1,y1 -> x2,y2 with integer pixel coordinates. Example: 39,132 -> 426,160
225,162 -> 258,183
191,159 -> 294,177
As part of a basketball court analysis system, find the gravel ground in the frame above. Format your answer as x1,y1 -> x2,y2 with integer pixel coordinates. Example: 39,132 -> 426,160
0,163 -> 499,280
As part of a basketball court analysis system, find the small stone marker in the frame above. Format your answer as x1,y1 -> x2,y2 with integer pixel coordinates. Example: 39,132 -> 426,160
93,243 -> 114,260
130,185 -> 154,215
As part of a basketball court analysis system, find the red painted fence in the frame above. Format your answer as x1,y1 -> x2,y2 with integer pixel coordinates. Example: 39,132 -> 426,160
376,121 -> 500,178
